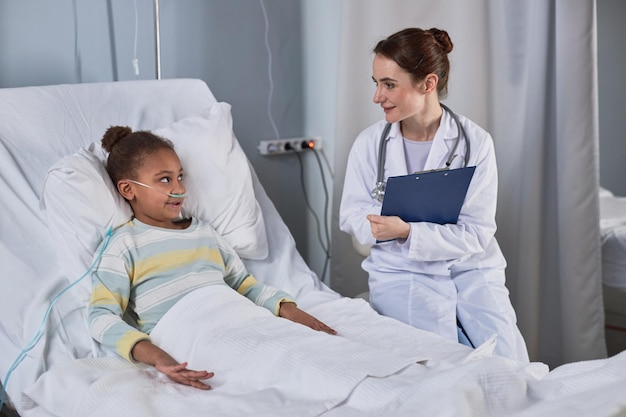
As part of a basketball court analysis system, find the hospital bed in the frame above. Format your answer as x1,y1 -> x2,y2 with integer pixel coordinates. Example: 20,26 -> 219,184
599,187 -> 626,356
1,79 -> 626,417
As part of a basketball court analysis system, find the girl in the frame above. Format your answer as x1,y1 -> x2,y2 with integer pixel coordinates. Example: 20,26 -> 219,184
89,126 -> 335,390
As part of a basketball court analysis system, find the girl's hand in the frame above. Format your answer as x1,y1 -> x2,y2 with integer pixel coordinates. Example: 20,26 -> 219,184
155,360 -> 214,390
279,302 -> 337,335
367,214 -> 410,241
132,340 -> 214,390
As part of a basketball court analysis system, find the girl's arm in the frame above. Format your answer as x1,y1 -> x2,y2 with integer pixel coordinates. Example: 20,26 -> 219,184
215,233 -> 336,335
278,302 -> 336,335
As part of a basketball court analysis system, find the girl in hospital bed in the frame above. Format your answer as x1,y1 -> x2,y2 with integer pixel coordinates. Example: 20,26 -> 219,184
88,126 -> 336,390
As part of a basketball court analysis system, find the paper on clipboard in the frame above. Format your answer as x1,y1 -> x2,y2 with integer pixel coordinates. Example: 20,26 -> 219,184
380,166 -> 476,224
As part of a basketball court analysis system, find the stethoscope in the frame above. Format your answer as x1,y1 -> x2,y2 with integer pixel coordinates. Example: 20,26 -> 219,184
371,103 -> 471,202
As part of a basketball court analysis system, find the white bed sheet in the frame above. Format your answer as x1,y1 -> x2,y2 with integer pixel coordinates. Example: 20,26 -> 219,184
18,288 -> 626,417
20,288 -> 504,417
2,80 -> 626,417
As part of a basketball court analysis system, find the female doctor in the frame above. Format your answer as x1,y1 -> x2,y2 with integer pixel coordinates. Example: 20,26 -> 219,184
339,27 -> 529,362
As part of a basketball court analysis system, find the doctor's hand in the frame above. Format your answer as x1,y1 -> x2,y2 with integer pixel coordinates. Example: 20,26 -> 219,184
279,302 -> 337,335
367,214 -> 410,242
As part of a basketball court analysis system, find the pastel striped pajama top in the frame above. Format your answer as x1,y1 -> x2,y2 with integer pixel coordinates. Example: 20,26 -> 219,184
88,217 -> 293,362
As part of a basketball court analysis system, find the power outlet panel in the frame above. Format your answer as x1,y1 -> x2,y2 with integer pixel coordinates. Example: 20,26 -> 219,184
258,137 -> 322,155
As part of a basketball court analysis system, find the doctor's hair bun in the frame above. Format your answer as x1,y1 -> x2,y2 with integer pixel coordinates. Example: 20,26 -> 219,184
428,28 -> 453,54
101,125 -> 133,152
374,27 -> 454,98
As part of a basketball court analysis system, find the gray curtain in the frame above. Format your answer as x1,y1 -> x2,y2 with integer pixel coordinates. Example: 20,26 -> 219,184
488,0 -> 605,366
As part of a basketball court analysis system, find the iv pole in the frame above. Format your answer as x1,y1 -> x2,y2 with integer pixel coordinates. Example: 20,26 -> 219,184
153,0 -> 161,80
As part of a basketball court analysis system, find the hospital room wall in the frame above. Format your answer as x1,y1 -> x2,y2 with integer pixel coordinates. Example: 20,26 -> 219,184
0,0 -> 334,282
1,0 -> 623,288
597,0 -> 626,197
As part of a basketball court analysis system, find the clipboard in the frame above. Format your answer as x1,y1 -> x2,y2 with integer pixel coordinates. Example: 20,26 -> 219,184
380,166 -> 476,224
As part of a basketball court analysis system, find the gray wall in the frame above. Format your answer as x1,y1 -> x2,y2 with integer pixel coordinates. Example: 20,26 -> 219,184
0,0 -> 327,275
1,0 -> 624,289
598,0 -> 626,196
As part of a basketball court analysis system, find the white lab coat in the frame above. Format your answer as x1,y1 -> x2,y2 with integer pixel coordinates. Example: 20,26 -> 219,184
339,109 -> 529,362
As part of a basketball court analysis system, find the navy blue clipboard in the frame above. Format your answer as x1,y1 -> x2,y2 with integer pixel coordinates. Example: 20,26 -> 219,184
380,166 -> 476,224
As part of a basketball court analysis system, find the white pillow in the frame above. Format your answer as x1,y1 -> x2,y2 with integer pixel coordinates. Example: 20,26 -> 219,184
156,103 -> 268,260
41,102 -> 268,302
41,144 -> 134,293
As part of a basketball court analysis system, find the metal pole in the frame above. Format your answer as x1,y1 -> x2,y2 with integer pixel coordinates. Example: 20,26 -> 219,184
153,0 -> 161,80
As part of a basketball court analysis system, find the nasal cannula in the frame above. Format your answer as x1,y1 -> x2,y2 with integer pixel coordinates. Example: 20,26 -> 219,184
124,179 -> 186,198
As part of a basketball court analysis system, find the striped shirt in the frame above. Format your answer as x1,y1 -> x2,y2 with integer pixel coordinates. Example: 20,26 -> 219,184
88,217 -> 293,362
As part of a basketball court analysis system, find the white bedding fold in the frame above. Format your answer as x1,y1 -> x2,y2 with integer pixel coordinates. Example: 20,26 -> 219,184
22,286 -> 450,417
149,285 -> 425,413
22,285 -> 562,417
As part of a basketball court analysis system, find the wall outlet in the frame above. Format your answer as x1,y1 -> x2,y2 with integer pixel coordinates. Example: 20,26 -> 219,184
258,137 -> 322,155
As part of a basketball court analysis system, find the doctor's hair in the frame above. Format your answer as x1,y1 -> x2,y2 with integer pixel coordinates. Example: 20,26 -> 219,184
102,125 -> 176,184
374,27 -> 453,98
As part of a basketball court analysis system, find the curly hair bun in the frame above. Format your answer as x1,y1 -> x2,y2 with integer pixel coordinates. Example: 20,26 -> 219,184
101,126 -> 133,152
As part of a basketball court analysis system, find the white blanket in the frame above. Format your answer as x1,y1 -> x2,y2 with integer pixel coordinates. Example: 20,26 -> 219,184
20,285 -> 518,417
21,286 -> 626,417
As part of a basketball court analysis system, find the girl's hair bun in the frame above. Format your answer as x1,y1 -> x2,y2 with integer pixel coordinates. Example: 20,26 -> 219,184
101,125 -> 133,152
